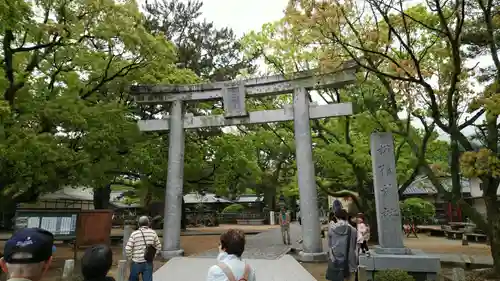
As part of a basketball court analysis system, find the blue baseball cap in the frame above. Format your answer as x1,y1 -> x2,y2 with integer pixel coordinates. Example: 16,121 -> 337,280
3,228 -> 54,264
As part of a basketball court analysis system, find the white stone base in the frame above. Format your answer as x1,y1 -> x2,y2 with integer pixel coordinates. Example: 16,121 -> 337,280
359,249 -> 440,281
153,255 -> 317,281
161,249 -> 184,260
297,251 -> 328,262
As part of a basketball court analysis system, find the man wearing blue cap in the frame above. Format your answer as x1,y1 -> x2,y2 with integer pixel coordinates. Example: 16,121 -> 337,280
0,228 -> 54,281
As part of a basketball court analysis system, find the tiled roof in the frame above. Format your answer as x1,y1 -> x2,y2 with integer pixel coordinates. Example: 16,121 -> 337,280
402,176 -> 471,195
234,195 -> 263,203
402,184 -> 437,195
38,186 -> 141,208
183,193 -> 233,204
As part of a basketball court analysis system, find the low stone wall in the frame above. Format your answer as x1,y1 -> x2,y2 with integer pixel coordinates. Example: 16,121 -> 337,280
236,219 -> 266,225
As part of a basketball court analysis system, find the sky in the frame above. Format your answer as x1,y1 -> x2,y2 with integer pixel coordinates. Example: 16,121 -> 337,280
136,0 -> 288,36
184,0 -> 289,36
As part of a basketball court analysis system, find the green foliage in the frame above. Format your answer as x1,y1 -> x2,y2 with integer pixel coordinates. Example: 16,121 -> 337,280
0,0 -> 195,205
400,198 -> 436,224
240,9 -> 451,211
222,204 -> 245,213
374,270 -> 415,281
0,0 -> 263,211
144,0 -> 256,82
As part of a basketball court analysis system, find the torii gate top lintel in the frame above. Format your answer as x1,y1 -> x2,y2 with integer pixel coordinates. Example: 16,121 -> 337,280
132,61 -> 358,131
129,62 -> 358,104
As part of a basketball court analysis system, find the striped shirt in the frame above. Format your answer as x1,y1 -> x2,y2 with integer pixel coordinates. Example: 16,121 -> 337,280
125,227 -> 162,263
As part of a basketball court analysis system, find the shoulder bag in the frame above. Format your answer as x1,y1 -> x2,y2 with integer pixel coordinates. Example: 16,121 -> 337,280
139,229 -> 157,263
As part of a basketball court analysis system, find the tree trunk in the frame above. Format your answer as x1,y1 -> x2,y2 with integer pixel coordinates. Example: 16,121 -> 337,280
181,196 -> 187,230
366,204 -> 379,243
93,184 -> 111,209
485,193 -> 500,276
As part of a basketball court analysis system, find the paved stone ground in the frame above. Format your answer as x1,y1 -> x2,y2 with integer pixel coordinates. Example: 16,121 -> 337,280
193,224 -> 300,259
291,223 -> 494,266
154,255 -> 317,281
192,222 -> 494,266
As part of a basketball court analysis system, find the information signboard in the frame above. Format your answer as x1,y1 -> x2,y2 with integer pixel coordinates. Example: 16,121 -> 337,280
223,82 -> 247,118
14,209 -> 80,240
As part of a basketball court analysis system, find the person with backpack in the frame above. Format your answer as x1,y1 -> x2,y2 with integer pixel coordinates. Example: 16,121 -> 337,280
206,229 -> 255,281
125,216 -> 161,281
325,209 -> 357,281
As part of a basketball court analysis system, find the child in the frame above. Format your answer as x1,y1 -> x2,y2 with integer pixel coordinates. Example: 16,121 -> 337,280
356,213 -> 370,254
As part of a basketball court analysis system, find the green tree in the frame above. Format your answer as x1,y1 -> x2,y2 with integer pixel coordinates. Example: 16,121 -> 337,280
400,198 -> 436,225
144,0 -> 257,82
279,0 -> 500,274
0,0 -> 194,210
240,17 -> 449,235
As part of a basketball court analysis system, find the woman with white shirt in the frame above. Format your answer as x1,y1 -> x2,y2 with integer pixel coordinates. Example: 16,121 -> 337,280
206,229 -> 256,281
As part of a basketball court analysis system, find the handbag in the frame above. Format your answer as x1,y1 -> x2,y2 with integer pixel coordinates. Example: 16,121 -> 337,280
139,229 -> 157,263
325,226 -> 352,281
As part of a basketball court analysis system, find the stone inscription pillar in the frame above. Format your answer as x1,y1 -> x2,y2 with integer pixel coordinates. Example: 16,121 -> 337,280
293,87 -> 325,261
162,99 -> 185,258
370,132 -> 405,249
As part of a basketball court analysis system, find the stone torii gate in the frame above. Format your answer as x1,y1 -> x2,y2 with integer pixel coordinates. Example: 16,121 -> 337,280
130,62 -> 357,261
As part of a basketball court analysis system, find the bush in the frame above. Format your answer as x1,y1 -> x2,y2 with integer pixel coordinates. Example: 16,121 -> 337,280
400,198 -> 435,225
222,204 -> 245,213
374,269 -> 415,281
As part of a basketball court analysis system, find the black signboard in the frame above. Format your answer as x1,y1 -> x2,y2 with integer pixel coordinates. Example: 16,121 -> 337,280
14,209 -> 80,240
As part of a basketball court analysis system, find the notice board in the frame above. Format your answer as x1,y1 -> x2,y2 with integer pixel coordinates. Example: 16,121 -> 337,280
76,210 -> 113,247
14,209 -> 80,240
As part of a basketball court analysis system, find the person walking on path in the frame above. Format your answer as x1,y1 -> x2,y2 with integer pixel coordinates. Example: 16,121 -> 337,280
356,213 -> 370,255
125,216 -> 161,281
81,245 -> 115,281
279,206 -> 291,245
326,209 -> 357,281
206,229 -> 255,281
0,228 -> 54,281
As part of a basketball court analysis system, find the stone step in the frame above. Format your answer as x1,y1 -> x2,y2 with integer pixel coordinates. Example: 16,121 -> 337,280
153,255 -> 317,281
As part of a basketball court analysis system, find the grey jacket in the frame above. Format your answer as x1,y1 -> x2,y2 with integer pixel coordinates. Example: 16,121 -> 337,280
328,220 -> 358,272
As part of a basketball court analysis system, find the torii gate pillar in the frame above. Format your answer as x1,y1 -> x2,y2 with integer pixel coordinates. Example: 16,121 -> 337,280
293,87 -> 323,258
162,99 -> 185,258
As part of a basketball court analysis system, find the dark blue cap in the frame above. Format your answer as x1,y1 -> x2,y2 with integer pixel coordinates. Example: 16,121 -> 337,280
3,228 -> 54,264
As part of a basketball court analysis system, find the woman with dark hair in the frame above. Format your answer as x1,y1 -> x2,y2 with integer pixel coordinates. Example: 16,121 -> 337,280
81,245 -> 115,281
206,229 -> 256,281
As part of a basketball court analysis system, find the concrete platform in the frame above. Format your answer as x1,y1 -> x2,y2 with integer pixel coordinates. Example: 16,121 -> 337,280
359,249 -> 440,281
153,255 -> 317,281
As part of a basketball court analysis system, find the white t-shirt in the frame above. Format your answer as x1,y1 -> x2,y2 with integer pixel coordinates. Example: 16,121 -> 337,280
206,252 -> 256,281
